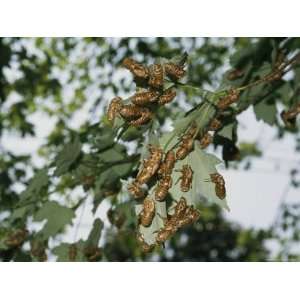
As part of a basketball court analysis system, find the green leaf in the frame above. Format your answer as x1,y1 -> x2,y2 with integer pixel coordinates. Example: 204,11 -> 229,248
92,127 -> 115,151
0,228 -> 9,250
34,201 -> 75,239
54,135 -> 82,176
218,122 -> 237,141
254,98 -> 277,125
85,218 -> 103,247
230,46 -> 254,68
10,205 -> 34,221
20,169 -> 49,202
276,82 -> 293,106
99,145 -> 126,163
253,62 -> 272,78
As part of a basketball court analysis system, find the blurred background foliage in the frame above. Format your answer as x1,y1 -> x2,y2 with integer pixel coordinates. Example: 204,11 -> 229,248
0,37 -> 300,261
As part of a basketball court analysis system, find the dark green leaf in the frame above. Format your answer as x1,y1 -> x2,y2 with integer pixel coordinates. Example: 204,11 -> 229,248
54,135 -> 82,176
34,201 -> 75,239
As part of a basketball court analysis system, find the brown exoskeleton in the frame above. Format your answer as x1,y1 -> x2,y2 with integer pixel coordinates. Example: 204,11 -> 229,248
139,197 -> 155,227
208,118 -> 222,131
164,62 -> 185,81
136,145 -> 163,185
227,69 -> 244,81
131,90 -> 159,106
155,175 -> 172,202
176,164 -> 193,192
205,173 -> 226,200
5,228 -> 29,248
177,206 -> 200,228
128,181 -> 144,199
122,57 -> 149,80
199,132 -> 213,149
30,240 -> 47,262
119,104 -> 153,126
217,89 -> 240,110
84,246 -> 102,262
156,229 -> 172,244
175,123 -> 198,160
157,150 -> 176,178
174,197 -> 188,219
175,139 -> 194,160
148,64 -> 164,89
136,232 -> 155,253
281,103 -> 300,128
68,244 -> 77,261
158,88 -> 176,105
107,97 -> 123,125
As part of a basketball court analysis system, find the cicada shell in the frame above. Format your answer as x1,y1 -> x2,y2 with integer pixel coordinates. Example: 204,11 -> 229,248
84,246 -> 102,262
136,232 -> 154,253
156,228 -> 173,244
139,197 -> 155,227
119,104 -> 153,126
265,68 -> 283,82
30,240 -> 47,262
164,62 -> 185,81
281,103 -> 300,127
178,165 -> 193,192
217,89 -> 240,110
209,118 -> 222,131
174,197 -> 188,219
227,69 -> 244,81
155,175 -> 172,202
183,122 -> 198,139
68,244 -> 77,261
177,206 -> 200,228
176,138 -> 194,160
189,208 -> 200,223
163,216 -> 179,233
129,108 -> 153,126
145,144 -> 163,165
281,110 -> 297,127
158,88 -> 176,105
199,132 -> 213,149
131,90 -> 159,106
210,173 -> 226,200
148,64 -> 164,89
5,228 -> 28,248
135,168 -> 152,186
128,182 -> 144,199
107,97 -> 123,124
122,57 -> 149,79
158,150 -> 175,177
136,145 -> 163,185
119,104 -> 142,120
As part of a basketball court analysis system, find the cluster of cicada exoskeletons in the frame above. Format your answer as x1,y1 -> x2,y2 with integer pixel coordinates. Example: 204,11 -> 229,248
106,57 -> 231,252
127,119 -> 227,251
107,57 -> 186,127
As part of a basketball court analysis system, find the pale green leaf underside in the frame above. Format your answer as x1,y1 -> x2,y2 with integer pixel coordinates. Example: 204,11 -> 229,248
218,122 -> 237,141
